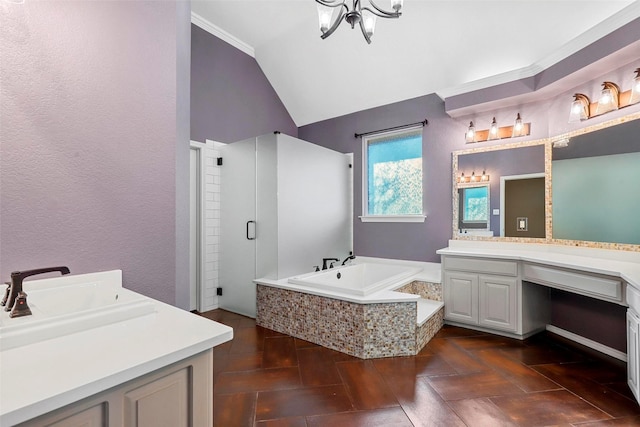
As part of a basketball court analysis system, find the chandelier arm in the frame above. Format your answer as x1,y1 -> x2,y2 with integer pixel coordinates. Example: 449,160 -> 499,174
315,0 -> 347,7
365,0 -> 401,17
358,18 -> 372,44
320,7 -> 348,39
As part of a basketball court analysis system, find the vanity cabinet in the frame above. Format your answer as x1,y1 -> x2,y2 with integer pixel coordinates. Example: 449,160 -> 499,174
17,349 -> 212,427
442,255 -> 548,338
443,257 -> 520,333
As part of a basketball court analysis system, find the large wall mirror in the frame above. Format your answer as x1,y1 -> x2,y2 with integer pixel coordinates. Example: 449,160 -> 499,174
453,141 -> 547,240
452,112 -> 640,250
552,117 -> 640,245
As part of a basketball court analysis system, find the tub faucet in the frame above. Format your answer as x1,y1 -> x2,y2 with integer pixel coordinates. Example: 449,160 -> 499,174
342,255 -> 356,265
322,258 -> 339,270
4,266 -> 70,313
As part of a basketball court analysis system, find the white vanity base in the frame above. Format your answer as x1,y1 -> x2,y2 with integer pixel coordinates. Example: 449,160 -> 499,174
438,240 -> 640,403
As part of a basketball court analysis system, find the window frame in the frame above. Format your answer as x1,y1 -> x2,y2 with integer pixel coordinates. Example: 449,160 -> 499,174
359,126 -> 426,223
458,184 -> 490,230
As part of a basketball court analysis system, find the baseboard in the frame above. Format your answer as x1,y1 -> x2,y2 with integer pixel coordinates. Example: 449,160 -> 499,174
546,324 -> 627,362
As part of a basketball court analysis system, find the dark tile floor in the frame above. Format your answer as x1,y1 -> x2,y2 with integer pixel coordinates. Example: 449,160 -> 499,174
200,309 -> 640,427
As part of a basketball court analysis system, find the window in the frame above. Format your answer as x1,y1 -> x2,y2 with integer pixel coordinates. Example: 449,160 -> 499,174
458,185 -> 489,229
361,127 -> 425,222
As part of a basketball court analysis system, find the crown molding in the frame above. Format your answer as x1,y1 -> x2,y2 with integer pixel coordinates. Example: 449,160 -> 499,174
191,12 -> 255,58
436,1 -> 640,100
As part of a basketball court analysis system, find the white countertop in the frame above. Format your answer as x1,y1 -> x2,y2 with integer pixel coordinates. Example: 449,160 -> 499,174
437,240 -> 640,291
0,291 -> 232,426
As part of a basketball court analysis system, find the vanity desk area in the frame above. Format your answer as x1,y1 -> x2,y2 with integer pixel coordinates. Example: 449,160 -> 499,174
444,112 -> 640,403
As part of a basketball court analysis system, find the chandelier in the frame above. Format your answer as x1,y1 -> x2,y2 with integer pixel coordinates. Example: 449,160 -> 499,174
315,0 -> 403,44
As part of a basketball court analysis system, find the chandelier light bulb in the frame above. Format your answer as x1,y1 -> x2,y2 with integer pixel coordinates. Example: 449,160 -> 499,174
317,5 -> 333,33
363,13 -> 377,37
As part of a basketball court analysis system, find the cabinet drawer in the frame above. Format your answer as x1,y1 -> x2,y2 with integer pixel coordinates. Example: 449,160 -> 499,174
443,256 -> 518,276
523,263 -> 622,303
628,285 -> 640,313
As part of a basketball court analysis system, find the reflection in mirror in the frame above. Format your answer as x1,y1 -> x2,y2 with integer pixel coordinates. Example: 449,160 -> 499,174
458,185 -> 490,235
552,118 -> 640,245
501,174 -> 545,238
457,144 -> 545,239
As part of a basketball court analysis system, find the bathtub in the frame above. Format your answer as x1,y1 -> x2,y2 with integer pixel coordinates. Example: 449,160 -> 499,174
287,262 -> 421,296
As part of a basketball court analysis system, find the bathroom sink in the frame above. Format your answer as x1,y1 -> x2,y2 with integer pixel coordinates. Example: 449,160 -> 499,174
0,270 -> 155,351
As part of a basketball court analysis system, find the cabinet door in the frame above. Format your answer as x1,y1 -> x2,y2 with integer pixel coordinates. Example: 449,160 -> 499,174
124,368 -> 190,427
444,271 -> 478,324
19,403 -> 107,427
479,275 -> 518,332
627,309 -> 640,402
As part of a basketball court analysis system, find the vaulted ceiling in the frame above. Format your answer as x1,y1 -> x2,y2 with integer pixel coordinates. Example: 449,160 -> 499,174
191,1 -> 639,126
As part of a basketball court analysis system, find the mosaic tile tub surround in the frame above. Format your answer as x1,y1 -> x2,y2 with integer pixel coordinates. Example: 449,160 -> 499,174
256,280 -> 444,359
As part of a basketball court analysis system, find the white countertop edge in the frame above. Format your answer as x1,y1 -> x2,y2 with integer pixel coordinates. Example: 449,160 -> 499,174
1,297 -> 233,426
437,242 -> 640,291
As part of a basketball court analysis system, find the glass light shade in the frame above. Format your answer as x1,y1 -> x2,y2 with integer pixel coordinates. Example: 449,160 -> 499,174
459,173 -> 465,183
363,13 -> 377,37
630,73 -> 640,105
488,117 -> 499,140
512,113 -> 524,137
465,121 -> 475,143
480,171 -> 489,182
317,4 -> 333,33
568,94 -> 589,123
595,82 -> 619,115
391,0 -> 403,12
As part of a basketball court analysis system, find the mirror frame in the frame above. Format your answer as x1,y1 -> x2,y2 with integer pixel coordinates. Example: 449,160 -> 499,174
452,111 -> 640,252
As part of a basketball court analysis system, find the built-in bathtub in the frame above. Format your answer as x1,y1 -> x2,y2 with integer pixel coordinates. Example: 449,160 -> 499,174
256,257 -> 444,359
288,263 -> 422,297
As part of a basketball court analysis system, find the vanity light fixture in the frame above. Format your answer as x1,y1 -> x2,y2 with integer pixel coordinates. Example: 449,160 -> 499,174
568,93 -> 591,122
457,171 -> 489,185
629,68 -> 640,105
568,67 -> 640,122
464,114 -> 530,143
595,81 -> 620,115
465,121 -> 476,143
488,117 -> 500,140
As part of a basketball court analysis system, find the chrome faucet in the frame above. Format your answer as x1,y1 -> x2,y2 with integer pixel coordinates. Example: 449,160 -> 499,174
4,266 -> 70,315
322,258 -> 339,270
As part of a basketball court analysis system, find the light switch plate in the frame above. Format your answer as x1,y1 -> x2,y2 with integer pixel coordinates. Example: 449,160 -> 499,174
517,217 -> 528,231
492,209 -> 500,215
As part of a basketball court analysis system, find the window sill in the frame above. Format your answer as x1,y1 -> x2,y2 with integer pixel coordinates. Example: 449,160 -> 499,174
359,215 -> 426,223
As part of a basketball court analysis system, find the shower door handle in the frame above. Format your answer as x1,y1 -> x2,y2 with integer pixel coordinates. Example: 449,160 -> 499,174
246,221 -> 256,240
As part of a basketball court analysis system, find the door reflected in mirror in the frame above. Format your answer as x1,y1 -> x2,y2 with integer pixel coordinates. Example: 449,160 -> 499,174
501,174 -> 545,238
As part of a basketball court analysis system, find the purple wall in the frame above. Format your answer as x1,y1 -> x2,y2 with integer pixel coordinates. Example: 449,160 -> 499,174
0,1 -> 188,305
299,95 -> 460,262
190,25 -> 297,143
